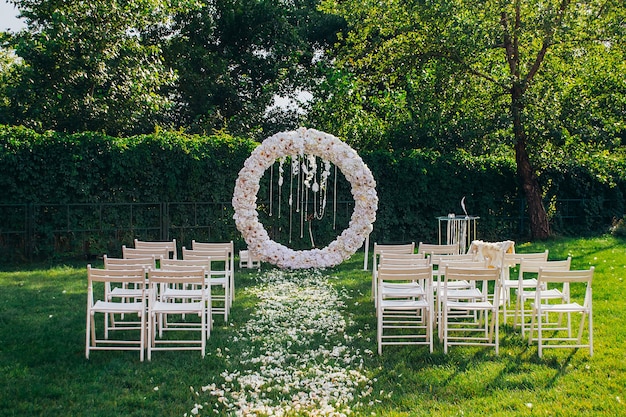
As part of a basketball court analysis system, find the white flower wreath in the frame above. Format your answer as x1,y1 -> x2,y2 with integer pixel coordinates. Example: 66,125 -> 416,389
232,128 -> 378,269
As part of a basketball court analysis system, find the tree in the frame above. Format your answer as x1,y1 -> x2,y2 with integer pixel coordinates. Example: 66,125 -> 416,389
163,0 -> 345,138
319,0 -> 625,238
0,0 -> 176,136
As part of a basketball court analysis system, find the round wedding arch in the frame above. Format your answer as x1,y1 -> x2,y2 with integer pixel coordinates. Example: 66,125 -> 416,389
232,128 -> 378,269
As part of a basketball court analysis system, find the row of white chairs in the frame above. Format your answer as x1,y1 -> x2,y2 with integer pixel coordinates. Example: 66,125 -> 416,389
374,242 -> 594,358
86,265 -> 212,361
86,240 -> 238,361
123,239 -> 235,305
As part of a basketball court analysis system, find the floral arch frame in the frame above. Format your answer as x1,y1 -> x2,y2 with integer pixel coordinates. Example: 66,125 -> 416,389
232,128 -> 378,269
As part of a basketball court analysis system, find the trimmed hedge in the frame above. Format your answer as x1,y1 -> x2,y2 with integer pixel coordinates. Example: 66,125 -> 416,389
0,125 -> 624,261
0,126 -> 256,204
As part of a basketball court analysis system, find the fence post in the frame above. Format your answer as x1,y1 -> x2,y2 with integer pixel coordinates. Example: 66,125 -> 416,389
26,203 -> 34,261
519,197 -> 525,236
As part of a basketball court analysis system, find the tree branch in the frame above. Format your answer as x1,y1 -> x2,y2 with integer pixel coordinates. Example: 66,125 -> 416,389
525,0 -> 571,88
500,10 -> 517,77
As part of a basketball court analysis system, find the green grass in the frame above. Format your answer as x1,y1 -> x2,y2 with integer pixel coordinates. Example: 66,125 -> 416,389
1,236 -> 625,416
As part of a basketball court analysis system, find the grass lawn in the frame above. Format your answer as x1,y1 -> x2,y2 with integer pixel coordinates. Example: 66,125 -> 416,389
1,235 -> 625,416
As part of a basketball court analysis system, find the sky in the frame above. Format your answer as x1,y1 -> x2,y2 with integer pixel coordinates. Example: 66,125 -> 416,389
0,1 -> 26,32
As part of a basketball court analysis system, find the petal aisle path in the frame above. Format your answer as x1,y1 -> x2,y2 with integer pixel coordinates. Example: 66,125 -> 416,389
189,269 -> 373,416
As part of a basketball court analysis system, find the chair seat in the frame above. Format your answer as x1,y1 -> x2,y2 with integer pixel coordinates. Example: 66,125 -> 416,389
162,288 -> 202,299
532,302 -> 586,313
504,278 -> 537,288
522,289 -> 564,299
445,288 -> 483,299
381,282 -> 424,298
151,300 -> 205,314
434,280 -> 471,291
109,287 -> 144,298
380,298 -> 429,309
93,300 -> 144,313
446,300 -> 494,310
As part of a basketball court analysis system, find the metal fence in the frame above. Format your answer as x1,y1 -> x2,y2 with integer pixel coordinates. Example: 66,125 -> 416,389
0,201 -> 357,262
0,198 -> 619,263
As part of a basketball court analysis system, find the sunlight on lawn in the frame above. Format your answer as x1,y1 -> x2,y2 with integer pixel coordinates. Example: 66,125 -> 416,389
189,269 -> 375,416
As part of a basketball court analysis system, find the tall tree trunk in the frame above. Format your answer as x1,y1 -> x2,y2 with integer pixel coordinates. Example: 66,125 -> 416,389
511,84 -> 551,239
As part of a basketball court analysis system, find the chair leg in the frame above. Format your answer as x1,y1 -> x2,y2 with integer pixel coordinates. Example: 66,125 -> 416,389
376,305 -> 382,355
443,307 -> 449,354
86,311 -> 91,359
588,310 -> 593,356
139,310 -> 145,362
494,309 -> 500,355
147,312 -> 154,361
537,310 -> 543,358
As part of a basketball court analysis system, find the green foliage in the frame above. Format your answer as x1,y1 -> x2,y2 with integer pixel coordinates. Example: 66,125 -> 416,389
316,0 -> 626,151
362,148 -> 520,243
160,0 -> 344,138
1,0 -> 178,136
0,125 -> 257,204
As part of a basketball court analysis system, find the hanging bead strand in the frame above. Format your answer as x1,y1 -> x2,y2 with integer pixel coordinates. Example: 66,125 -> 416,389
333,164 -> 338,230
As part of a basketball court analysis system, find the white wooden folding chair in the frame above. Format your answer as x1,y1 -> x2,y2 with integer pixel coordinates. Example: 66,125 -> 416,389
134,239 -> 177,259
428,254 -> 488,339
191,240 -> 235,303
86,265 -> 147,361
377,253 -> 428,307
377,264 -> 434,354
160,257 -> 228,322
500,251 -> 549,325
515,257 -> 572,336
147,268 -> 210,360
371,242 -> 415,303
441,265 -> 501,354
183,247 -> 231,310
239,249 -> 261,269
102,255 -> 153,326
529,267 -> 594,357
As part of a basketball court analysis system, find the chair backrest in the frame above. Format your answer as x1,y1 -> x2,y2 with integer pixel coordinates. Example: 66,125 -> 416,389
418,242 -> 460,256
443,266 -> 500,301
379,252 -> 428,267
503,250 -> 549,268
537,266 -> 594,284
372,242 -> 415,273
182,247 -> 229,262
148,268 -> 206,284
134,239 -> 177,259
190,241 -> 234,272
377,265 -> 433,291
122,245 -> 170,260
519,257 -> 572,276
537,267 -> 594,306
429,253 -> 477,267
191,240 -> 233,253
182,248 -> 230,277
88,265 -> 146,286
103,255 -> 155,270
160,258 -> 212,271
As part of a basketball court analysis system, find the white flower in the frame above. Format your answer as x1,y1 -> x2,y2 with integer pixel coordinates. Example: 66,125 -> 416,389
233,128 -> 378,269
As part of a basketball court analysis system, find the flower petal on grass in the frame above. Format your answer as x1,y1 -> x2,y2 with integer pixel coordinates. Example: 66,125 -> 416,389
197,269 -> 372,416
